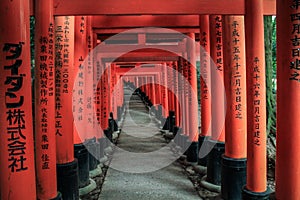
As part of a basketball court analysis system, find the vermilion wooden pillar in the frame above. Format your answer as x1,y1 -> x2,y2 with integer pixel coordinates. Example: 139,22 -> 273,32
150,76 -> 154,105
186,33 -> 199,163
55,16 -> 79,200
210,15 -> 225,143
167,62 -> 174,114
169,63 -> 175,127
142,76 -> 146,94
73,16 -> 90,190
95,57 -> 103,138
93,40 -> 102,159
206,15 -> 225,186
115,74 -> 122,121
158,72 -> 162,118
183,57 -> 191,140
150,76 -> 156,109
143,76 -> 147,96
149,76 -> 153,105
169,63 -> 177,133
162,63 -> 169,118
119,75 -> 124,119
101,67 -> 109,131
73,16 -> 88,145
0,0 -> 36,199
154,74 -> 161,108
120,75 -> 124,110
178,59 -> 184,129
85,16 -> 95,141
110,63 -> 117,117
222,16 -> 247,200
146,76 -> 150,103
175,57 -> 186,150
178,58 -> 185,133
85,16 -> 100,177
199,15 -> 211,166
147,76 -> 152,104
173,62 -> 180,127
243,0 -> 269,199
276,0 -> 300,199
96,57 -> 108,163
34,0 -> 60,199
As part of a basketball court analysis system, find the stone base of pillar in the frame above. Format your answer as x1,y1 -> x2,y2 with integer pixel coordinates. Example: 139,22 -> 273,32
99,156 -> 108,166
206,140 -> 225,185
98,137 -> 107,160
192,165 -> 207,174
104,146 -> 113,155
242,186 -> 270,200
74,143 -> 90,188
86,139 -> 98,171
57,159 -> 79,200
89,165 -> 103,178
179,134 -> 190,155
79,178 -> 97,196
221,155 -> 246,200
200,175 -> 221,193
162,116 -> 170,130
198,135 -> 209,166
187,141 -> 199,163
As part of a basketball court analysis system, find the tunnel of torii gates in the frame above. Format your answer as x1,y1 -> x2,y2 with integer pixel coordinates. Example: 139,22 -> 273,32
0,0 -> 300,200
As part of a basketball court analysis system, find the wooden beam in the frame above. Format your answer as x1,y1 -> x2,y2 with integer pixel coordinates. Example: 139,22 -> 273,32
97,33 -> 187,43
103,51 -> 178,58
96,44 -> 185,53
116,66 -> 162,74
102,56 -> 178,63
115,61 -> 164,65
52,0 -> 275,15
92,15 -> 199,28
93,28 -> 200,34
263,0 -> 276,15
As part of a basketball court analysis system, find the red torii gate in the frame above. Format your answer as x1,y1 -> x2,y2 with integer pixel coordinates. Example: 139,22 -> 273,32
4,0 -> 300,200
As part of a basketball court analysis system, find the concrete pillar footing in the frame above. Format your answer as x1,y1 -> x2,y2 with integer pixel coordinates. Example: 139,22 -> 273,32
104,146 -> 113,155
79,178 -> 97,196
192,165 -> 207,174
89,165 -> 103,178
200,175 -> 221,193
99,155 -> 108,164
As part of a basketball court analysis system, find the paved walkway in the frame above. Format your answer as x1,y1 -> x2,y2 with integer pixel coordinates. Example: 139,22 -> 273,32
99,88 -> 200,200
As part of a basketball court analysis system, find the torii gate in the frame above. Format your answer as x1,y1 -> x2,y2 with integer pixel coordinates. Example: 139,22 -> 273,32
3,0 -> 299,200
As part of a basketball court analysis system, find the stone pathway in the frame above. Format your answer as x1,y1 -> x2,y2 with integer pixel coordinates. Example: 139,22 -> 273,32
99,88 -> 200,200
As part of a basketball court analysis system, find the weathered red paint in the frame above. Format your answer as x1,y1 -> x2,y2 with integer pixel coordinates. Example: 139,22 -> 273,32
73,16 -> 88,144
187,33 -> 199,142
245,0 -> 267,193
162,63 -> 169,117
223,16 -> 247,159
55,16 -> 75,164
0,0 -> 36,199
52,0 -> 275,16
276,0 -> 300,198
209,15 -> 225,142
200,15 -> 211,137
85,16 -> 95,140
34,0 -> 58,198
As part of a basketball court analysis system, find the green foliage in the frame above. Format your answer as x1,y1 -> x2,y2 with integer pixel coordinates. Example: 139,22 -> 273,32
272,18 -> 277,79
264,16 -> 277,136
